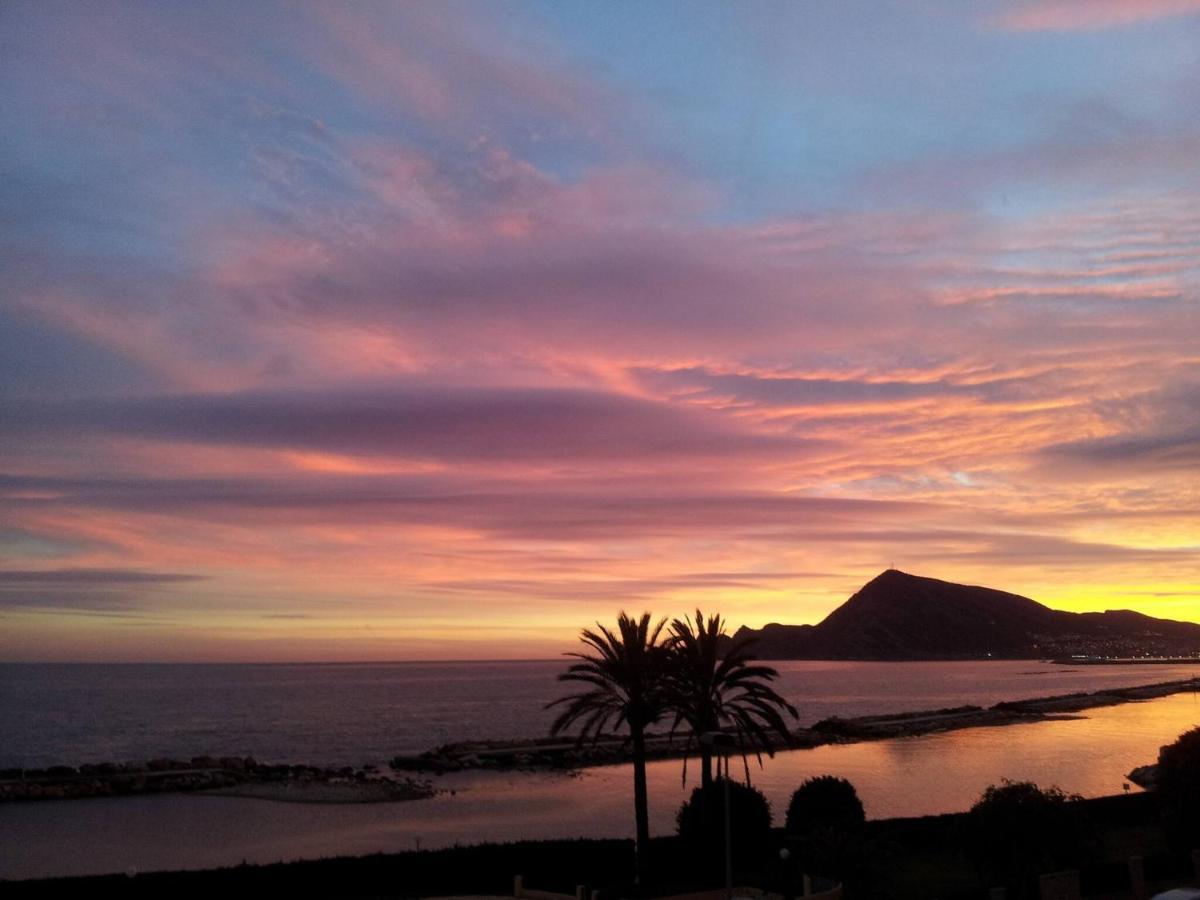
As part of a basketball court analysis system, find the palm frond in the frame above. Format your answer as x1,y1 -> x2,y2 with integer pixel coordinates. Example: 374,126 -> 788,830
546,611 -> 669,742
664,607 -> 799,784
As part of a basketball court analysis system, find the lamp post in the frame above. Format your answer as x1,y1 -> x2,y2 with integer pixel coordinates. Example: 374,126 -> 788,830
699,731 -> 737,900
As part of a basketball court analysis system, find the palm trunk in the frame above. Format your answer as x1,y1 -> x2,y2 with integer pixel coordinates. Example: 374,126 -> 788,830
632,725 -> 651,886
700,747 -> 713,789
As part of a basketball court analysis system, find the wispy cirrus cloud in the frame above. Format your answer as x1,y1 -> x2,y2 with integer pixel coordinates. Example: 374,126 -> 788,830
1,385 -> 826,465
0,567 -> 207,614
0,472 -> 928,540
1038,383 -> 1200,475
0,569 -> 205,586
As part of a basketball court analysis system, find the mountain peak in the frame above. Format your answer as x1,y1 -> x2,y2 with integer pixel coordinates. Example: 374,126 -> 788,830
861,568 -> 918,587
735,571 -> 1200,660
863,568 -> 962,588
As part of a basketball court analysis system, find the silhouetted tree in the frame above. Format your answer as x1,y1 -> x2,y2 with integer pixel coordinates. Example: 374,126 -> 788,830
1156,725 -> 1200,850
785,775 -> 865,833
960,780 -> 1095,899
665,610 -> 798,787
548,612 -> 669,885
676,777 -> 773,877
784,776 -> 877,891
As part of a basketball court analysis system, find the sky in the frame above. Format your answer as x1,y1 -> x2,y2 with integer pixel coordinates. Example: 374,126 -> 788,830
2,0 -> 1199,662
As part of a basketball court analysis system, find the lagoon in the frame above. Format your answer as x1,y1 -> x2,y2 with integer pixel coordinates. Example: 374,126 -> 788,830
4,688 -> 1198,880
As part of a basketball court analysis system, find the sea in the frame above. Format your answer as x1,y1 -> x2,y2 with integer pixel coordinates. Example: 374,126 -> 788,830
3,659 -> 1200,880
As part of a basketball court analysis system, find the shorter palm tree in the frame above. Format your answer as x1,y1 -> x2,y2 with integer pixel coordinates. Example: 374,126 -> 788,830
666,609 -> 798,787
547,611 -> 669,884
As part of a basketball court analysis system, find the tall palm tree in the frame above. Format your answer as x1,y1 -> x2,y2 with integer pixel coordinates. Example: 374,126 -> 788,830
547,611 -> 669,884
666,609 -> 798,788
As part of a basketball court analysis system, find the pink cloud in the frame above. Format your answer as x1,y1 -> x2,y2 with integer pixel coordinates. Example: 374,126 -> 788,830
992,0 -> 1200,32
1,385 -> 829,465
189,143 -> 949,384
302,3 -> 621,142
8,3 -> 1200,660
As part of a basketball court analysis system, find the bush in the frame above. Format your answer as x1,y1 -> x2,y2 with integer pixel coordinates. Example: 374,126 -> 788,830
960,780 -> 1095,899
783,776 -> 873,888
676,778 -> 772,877
1157,726 -> 1200,850
785,775 -> 865,833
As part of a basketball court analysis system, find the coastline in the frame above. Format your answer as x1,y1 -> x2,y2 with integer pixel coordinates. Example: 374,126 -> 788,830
202,779 -> 437,804
0,759 -> 436,805
1050,657 -> 1200,665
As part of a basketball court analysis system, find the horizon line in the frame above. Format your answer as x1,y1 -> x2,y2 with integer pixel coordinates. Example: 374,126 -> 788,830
0,657 -> 571,666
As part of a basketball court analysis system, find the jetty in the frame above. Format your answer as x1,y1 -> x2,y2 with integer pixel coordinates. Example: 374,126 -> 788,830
390,677 -> 1200,773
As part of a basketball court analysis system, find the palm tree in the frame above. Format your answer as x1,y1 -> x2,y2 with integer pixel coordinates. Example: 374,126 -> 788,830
666,609 -> 798,788
547,611 -> 669,884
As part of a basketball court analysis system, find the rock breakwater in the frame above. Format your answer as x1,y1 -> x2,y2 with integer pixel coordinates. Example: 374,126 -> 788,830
0,756 -> 435,804
391,677 -> 1200,773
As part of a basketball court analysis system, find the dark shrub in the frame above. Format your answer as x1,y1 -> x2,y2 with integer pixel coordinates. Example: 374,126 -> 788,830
1157,726 -> 1200,850
676,777 -> 772,878
960,780 -> 1095,899
785,775 -> 865,833
783,776 -> 875,890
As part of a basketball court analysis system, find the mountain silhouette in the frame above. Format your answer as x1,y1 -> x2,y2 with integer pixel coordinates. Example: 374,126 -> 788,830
733,569 -> 1200,660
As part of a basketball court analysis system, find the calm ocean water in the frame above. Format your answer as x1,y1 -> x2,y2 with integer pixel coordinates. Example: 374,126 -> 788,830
3,659 -> 1200,768
5,660 -> 1200,879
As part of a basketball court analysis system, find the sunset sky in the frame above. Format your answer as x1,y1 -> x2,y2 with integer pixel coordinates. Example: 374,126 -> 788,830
2,1 -> 1199,662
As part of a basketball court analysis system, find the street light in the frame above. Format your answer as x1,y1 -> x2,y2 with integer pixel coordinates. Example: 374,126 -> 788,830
699,731 -> 737,900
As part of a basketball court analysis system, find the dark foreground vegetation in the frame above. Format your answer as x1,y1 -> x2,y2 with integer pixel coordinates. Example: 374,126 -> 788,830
7,790 -> 1200,899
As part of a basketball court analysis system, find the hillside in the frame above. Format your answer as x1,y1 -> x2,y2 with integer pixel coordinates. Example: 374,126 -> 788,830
733,569 -> 1200,660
